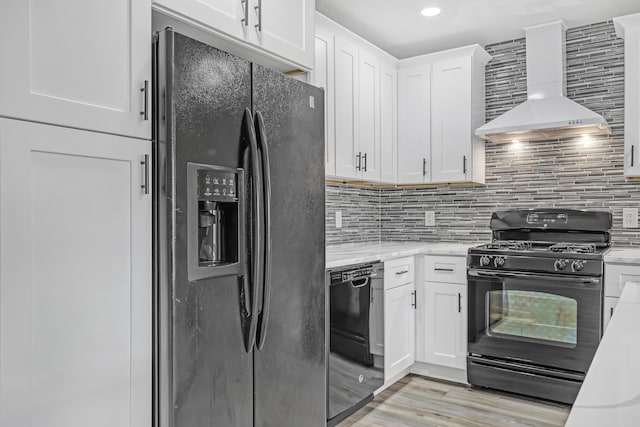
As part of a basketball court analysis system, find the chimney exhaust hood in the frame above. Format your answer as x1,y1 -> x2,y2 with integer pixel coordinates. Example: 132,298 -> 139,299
475,21 -> 610,143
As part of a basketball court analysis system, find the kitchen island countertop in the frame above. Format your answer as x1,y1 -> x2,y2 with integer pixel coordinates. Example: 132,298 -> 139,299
565,281 -> 640,426
326,241 -> 475,269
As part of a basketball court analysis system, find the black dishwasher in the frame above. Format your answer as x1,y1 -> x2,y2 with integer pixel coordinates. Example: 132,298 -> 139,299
327,262 -> 384,426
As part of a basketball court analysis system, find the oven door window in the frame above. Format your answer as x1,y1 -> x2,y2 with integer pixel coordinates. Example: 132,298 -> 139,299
487,290 -> 577,347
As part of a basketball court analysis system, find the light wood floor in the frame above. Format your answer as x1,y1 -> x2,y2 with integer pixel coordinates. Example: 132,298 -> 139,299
338,375 -> 571,427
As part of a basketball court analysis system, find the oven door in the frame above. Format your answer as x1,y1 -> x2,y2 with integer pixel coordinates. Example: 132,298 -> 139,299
467,269 -> 602,373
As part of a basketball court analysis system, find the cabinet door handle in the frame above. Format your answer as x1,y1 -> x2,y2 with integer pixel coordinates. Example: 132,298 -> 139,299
395,270 -> 409,275
422,158 -> 427,176
356,152 -> 361,171
463,155 -> 467,174
140,80 -> 149,121
632,145 -> 635,167
411,290 -> 417,309
458,293 -> 462,313
241,0 -> 248,25
610,306 -> 614,317
254,0 -> 262,31
363,152 -> 367,172
141,154 -> 150,195
434,267 -> 454,272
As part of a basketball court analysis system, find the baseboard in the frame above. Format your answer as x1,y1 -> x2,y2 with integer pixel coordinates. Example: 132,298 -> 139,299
410,361 -> 468,385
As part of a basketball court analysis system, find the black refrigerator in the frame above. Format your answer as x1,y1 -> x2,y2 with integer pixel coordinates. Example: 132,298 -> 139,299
153,29 -> 326,427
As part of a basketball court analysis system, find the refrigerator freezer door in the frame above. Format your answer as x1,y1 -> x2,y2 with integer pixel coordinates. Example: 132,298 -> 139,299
251,65 -> 327,426
156,30 -> 254,427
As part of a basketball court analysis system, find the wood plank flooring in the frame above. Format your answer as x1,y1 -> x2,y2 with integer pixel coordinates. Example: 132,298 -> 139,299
338,375 -> 571,427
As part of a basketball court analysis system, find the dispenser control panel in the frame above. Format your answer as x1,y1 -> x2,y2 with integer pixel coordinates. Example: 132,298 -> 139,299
197,170 -> 238,201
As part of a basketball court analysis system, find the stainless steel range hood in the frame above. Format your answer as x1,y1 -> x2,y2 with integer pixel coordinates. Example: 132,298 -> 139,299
475,21 -> 610,143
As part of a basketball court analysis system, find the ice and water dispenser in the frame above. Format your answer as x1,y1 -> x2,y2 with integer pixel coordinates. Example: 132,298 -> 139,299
187,163 -> 244,281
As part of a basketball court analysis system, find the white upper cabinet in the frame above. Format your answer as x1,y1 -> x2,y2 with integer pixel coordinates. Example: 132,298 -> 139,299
431,57 -> 473,183
380,61 -> 398,183
613,13 -> 640,177
153,0 -> 314,70
0,0 -> 151,140
316,13 -> 398,183
310,28 -> 335,176
398,45 -> 490,185
334,35 -> 359,178
358,49 -> 381,181
398,65 -> 431,184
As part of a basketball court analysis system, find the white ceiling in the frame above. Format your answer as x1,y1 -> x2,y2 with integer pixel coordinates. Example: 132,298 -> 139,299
315,0 -> 640,59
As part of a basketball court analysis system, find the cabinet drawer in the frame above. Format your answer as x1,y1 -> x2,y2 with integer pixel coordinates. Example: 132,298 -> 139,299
384,256 -> 415,290
604,263 -> 640,297
424,255 -> 466,284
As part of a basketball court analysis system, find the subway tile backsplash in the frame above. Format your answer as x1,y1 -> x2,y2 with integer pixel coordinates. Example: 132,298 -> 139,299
326,20 -> 640,247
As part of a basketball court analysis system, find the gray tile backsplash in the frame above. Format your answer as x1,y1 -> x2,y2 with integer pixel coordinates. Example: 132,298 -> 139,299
326,21 -> 640,247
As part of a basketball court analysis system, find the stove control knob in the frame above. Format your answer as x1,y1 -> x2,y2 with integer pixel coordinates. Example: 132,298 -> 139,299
572,260 -> 585,272
480,255 -> 491,266
554,259 -> 568,271
494,256 -> 505,267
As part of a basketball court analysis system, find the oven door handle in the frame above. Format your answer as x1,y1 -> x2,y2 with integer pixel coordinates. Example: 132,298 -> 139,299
467,269 -> 601,286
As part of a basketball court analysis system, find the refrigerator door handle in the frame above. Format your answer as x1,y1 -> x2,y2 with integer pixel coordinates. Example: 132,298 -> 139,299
254,110 -> 272,350
242,108 -> 264,353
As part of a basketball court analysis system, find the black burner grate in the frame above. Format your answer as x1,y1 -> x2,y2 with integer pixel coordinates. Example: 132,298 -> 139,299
484,240 -> 533,251
549,243 -> 596,254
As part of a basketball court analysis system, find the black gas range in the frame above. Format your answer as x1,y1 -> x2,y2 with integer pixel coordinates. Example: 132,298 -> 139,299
466,209 -> 612,404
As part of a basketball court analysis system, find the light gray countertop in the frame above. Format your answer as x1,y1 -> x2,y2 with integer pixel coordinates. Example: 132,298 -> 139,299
604,247 -> 640,264
326,241 -> 475,269
565,281 -> 640,426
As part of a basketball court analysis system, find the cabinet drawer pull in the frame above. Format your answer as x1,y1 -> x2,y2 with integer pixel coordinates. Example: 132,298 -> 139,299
434,267 -> 455,272
395,270 -> 409,275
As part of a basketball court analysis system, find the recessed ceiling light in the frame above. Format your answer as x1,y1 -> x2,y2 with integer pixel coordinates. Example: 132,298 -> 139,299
421,7 -> 441,17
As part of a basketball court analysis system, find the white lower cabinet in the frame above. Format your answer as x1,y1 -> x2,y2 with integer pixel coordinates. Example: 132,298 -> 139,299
384,282 -> 416,381
421,282 -> 467,369
0,118 -> 152,427
381,257 -> 416,384
412,254 -> 468,384
603,261 -> 640,331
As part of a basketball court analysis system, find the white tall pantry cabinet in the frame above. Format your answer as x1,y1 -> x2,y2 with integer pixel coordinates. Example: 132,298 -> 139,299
0,1 -> 152,425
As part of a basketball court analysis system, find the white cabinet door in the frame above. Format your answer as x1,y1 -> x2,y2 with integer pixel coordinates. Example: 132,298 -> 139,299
384,282 -> 415,381
310,29 -> 335,176
603,296 -> 619,332
614,14 -> 640,177
397,65 -> 430,184
153,0 -> 247,41
250,0 -> 314,70
431,57 -> 472,183
0,0 -> 151,139
380,62 -> 397,184
334,36 -> 359,179
358,49 -> 381,181
0,119 -> 152,427
423,282 -> 467,369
